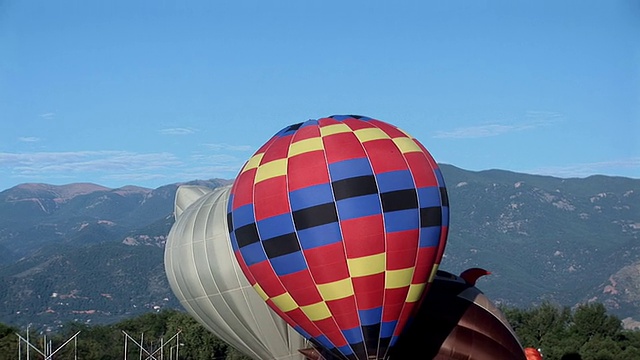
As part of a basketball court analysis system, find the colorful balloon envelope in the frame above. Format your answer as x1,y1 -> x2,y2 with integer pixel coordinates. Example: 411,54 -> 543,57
227,115 -> 449,359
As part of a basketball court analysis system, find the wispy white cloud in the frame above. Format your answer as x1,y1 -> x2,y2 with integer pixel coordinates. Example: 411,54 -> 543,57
190,153 -> 240,163
524,158 -> 640,179
0,151 -> 181,174
0,149 -> 246,188
101,172 -> 174,183
39,112 -> 55,120
202,143 -> 254,152
158,127 -> 197,135
18,137 -> 41,142
433,111 -> 562,139
433,123 -> 539,139
524,110 -> 563,122
181,152 -> 247,180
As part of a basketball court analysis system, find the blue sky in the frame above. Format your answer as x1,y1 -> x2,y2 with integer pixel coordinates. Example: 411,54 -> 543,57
1,1 -> 638,191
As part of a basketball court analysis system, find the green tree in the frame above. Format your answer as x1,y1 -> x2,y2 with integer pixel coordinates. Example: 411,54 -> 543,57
0,322 -> 18,360
226,346 -> 253,360
4,303 -> 635,360
75,323 -> 122,359
571,303 -> 621,340
165,310 -> 231,360
506,301 -> 572,353
505,302 -> 640,360
579,334 -> 619,360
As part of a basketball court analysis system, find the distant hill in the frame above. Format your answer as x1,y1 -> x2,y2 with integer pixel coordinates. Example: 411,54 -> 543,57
0,178 -> 233,331
0,179 -> 232,260
0,167 -> 638,332
438,166 -> 640,325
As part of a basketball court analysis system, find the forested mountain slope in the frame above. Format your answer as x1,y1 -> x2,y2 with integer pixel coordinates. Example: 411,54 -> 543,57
0,166 -> 638,330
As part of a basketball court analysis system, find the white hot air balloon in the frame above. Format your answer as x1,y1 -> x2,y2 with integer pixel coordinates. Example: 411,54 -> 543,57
164,185 -> 309,360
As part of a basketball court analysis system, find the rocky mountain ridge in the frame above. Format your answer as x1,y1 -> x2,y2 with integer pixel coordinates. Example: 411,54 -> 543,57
0,166 -> 638,332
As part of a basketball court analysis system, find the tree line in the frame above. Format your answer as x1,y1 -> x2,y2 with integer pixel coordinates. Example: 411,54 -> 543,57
503,302 -> 640,360
0,310 -> 251,360
0,302 -> 638,360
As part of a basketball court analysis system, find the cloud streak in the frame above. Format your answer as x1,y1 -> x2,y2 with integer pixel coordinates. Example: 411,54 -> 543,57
525,158 -> 640,178
433,123 -> 536,139
1,151 -> 181,174
202,143 -> 254,152
434,111 -> 562,139
158,127 -> 197,135
0,149 -> 245,189
18,137 -> 41,142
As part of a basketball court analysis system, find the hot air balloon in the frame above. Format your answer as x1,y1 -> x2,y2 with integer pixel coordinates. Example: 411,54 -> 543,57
164,185 -> 309,360
389,270 -> 528,360
227,115 -> 449,360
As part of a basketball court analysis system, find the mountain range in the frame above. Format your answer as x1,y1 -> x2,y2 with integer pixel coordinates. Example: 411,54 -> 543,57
0,165 -> 638,332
